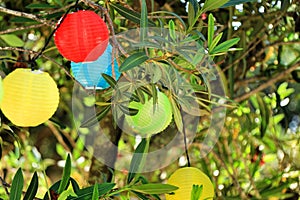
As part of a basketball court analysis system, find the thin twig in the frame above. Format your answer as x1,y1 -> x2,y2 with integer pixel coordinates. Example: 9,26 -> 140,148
0,24 -> 45,35
0,6 -> 54,28
234,61 -> 300,102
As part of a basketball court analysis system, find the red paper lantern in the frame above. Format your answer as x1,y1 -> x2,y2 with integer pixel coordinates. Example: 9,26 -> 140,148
54,10 -> 109,63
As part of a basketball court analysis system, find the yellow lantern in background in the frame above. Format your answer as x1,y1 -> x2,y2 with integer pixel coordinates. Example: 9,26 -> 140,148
1,68 -> 59,127
0,77 -> 3,107
165,167 -> 214,200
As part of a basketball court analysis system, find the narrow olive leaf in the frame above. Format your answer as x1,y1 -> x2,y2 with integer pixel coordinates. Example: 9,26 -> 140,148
119,52 -> 149,72
130,184 -> 178,194
202,0 -> 229,12
123,92 -> 141,102
170,97 -> 183,133
0,137 -> 3,160
188,0 -> 199,27
9,168 -> 24,200
136,88 -> 146,104
210,38 -> 240,54
191,184 -> 203,200
256,94 -> 270,138
0,34 -> 24,47
23,172 -> 38,200
80,105 -> 111,128
152,11 -> 186,30
91,184 -> 99,200
118,104 -> 139,116
207,14 -> 214,49
101,73 -> 117,88
26,3 -> 57,9
110,3 -> 156,26
67,183 -> 115,200
168,20 -> 176,41
208,32 -> 223,53
132,191 -> 149,200
151,84 -> 158,112
127,138 -> 149,184
57,154 -> 71,194
58,191 -> 77,200
221,0 -> 255,8
140,0 -> 148,42
70,178 -> 80,194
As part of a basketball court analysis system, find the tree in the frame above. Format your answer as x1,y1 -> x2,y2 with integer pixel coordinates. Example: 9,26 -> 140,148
0,0 -> 299,199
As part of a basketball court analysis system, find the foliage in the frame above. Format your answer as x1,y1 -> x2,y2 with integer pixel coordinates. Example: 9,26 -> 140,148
0,0 -> 299,199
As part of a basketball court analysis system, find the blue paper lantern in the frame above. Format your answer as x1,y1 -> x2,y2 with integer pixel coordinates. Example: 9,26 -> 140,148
71,44 -> 120,89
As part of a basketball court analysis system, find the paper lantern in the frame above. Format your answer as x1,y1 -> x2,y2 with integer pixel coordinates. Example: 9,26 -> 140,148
0,77 -> 3,107
71,44 -> 120,89
166,167 -> 214,200
124,91 -> 172,136
1,69 -> 59,127
54,10 -> 109,63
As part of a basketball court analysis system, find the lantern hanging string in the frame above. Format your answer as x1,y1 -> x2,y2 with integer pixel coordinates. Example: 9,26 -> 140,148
181,107 -> 191,167
31,0 -> 80,64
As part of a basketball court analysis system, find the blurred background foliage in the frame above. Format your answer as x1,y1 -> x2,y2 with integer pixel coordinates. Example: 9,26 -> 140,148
0,0 -> 299,199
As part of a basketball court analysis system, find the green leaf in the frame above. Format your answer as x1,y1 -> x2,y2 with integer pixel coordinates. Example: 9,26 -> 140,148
23,172 -> 38,200
130,184 -> 178,194
26,3 -> 57,9
191,184 -> 203,200
168,20 -> 176,41
101,73 -> 117,89
58,154 -> 71,194
256,94 -> 270,138
10,17 -> 36,23
110,3 -> 156,26
70,178 -> 80,194
127,138 -> 150,184
221,0 -> 255,8
58,191 -> 77,200
210,38 -> 240,54
80,105 -> 111,128
188,0 -> 199,27
207,14 -> 214,49
91,184 -> 99,200
9,168 -> 24,200
118,104 -> 139,116
0,34 -> 24,47
67,183 -> 115,200
119,52 -> 149,72
170,97 -> 183,133
209,33 -> 223,53
140,0 -> 148,42
202,0 -> 229,12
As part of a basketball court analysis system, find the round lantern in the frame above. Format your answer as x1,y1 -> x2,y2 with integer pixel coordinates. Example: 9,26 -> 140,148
54,10 -> 109,63
124,91 -> 172,137
1,69 -> 59,127
71,44 -> 120,89
0,77 -> 3,107
165,167 -> 214,200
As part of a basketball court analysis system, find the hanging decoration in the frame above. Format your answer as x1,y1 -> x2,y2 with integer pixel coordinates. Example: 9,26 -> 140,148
1,69 -> 60,127
54,10 -> 109,63
165,167 -> 214,200
71,44 -> 120,89
0,77 -> 3,108
124,91 -> 173,136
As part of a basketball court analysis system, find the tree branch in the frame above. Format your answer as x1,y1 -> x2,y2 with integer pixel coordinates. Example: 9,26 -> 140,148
234,61 -> 300,102
0,6 -> 54,27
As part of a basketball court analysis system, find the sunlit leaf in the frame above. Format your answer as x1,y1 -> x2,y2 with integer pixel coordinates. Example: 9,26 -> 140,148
130,183 -> 178,194
57,154 -> 71,194
0,34 -> 24,47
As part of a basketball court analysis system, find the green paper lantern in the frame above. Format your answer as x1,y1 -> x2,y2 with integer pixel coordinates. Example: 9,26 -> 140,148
125,91 -> 172,136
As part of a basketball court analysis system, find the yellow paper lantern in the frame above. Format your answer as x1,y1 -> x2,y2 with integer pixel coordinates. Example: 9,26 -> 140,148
166,167 -> 214,200
0,77 -> 3,107
1,68 -> 59,127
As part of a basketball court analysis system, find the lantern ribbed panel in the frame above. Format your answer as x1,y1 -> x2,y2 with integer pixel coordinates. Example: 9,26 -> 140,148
125,91 -> 172,136
1,69 -> 59,127
166,167 -> 214,200
54,10 -> 109,63
0,77 -> 3,107
71,44 -> 120,89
